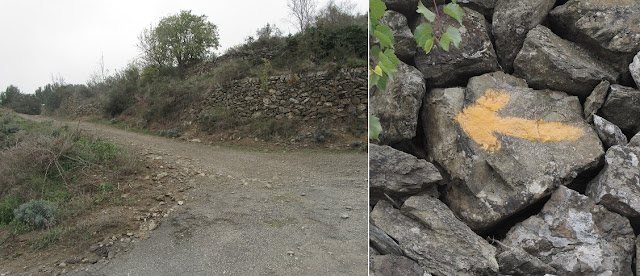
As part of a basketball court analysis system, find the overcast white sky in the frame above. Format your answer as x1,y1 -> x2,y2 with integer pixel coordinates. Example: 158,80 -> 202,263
0,0 -> 366,94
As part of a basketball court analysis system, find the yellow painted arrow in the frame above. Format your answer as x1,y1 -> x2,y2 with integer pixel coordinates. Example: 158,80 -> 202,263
455,89 -> 584,153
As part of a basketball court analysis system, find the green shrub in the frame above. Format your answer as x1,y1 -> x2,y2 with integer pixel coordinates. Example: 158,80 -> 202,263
314,127 -> 332,143
97,182 -> 115,193
0,195 -> 20,225
13,200 -> 58,229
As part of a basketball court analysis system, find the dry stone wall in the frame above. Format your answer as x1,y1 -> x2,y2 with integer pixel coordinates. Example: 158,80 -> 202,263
202,67 -> 367,122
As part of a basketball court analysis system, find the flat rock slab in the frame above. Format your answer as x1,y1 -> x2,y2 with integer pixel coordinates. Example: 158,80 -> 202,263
423,71 -> 603,231
503,186 -> 635,275
370,61 -> 425,144
513,25 -> 618,98
492,0 -> 555,72
599,84 -> 640,135
414,7 -> 499,87
369,144 -> 442,200
370,198 -> 499,275
586,140 -> 640,218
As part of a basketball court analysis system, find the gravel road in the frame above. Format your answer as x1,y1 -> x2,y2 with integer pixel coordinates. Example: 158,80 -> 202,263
20,115 -> 368,276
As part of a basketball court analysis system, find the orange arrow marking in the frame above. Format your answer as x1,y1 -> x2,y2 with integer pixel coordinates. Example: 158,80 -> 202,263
455,89 -> 584,152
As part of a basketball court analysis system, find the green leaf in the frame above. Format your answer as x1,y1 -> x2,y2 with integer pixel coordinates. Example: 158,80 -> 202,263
370,0 -> 387,19
374,65 -> 383,76
369,74 -> 380,89
371,45 -> 381,58
376,75 -> 388,91
423,38 -> 434,54
413,23 -> 434,50
445,26 -> 462,48
438,33 -> 451,51
383,48 -> 399,67
416,1 -> 436,22
369,114 -> 383,142
443,2 -> 464,25
373,24 -> 394,49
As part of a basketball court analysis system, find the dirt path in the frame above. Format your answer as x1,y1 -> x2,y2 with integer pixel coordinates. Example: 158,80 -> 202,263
19,115 -> 368,275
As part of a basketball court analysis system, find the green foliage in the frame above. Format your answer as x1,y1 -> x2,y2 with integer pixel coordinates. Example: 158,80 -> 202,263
97,182 -> 115,193
159,127 -> 181,138
0,85 -> 21,107
369,114 -> 382,141
139,10 -> 220,69
0,195 -> 20,225
313,127 -> 332,143
414,0 -> 464,54
369,0 -> 399,91
104,64 -> 140,117
13,200 -> 58,229
10,94 -> 42,115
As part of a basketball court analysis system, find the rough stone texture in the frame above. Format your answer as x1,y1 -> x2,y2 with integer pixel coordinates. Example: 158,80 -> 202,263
458,0 -> 497,20
599,84 -> 640,135
423,72 -> 604,231
369,223 -> 403,256
370,199 -> 499,275
370,61 -> 426,144
191,68 -> 368,123
593,115 -> 628,149
380,10 -> 416,63
369,144 -> 442,200
513,25 -> 618,98
371,255 -> 425,276
631,51 -> 640,88
492,0 -> 555,72
549,0 -> 640,74
495,243 -> 557,275
414,7 -> 499,87
586,142 -> 640,218
503,186 -> 635,275
583,80 -> 610,123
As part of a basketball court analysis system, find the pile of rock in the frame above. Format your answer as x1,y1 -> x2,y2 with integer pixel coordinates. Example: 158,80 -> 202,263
370,0 -> 640,274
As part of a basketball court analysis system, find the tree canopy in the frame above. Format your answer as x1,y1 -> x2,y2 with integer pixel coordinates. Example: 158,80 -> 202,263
138,10 -> 220,69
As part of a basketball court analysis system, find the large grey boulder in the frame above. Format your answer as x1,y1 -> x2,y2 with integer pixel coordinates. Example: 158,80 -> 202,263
414,7 -> 499,87
513,25 -> 618,98
593,115 -> 627,149
599,84 -> 640,135
371,255 -> 425,276
492,0 -> 555,72
423,72 -> 604,231
370,61 -> 426,144
586,140 -> 640,218
583,80 -> 610,123
369,144 -> 442,200
502,186 -> 635,275
380,10 -> 415,63
370,199 -> 499,275
549,0 -> 640,74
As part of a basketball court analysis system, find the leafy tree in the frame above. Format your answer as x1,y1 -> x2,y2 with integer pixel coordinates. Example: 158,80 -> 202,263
287,0 -> 317,33
0,85 -> 21,107
138,10 -> 220,69
315,0 -> 366,27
